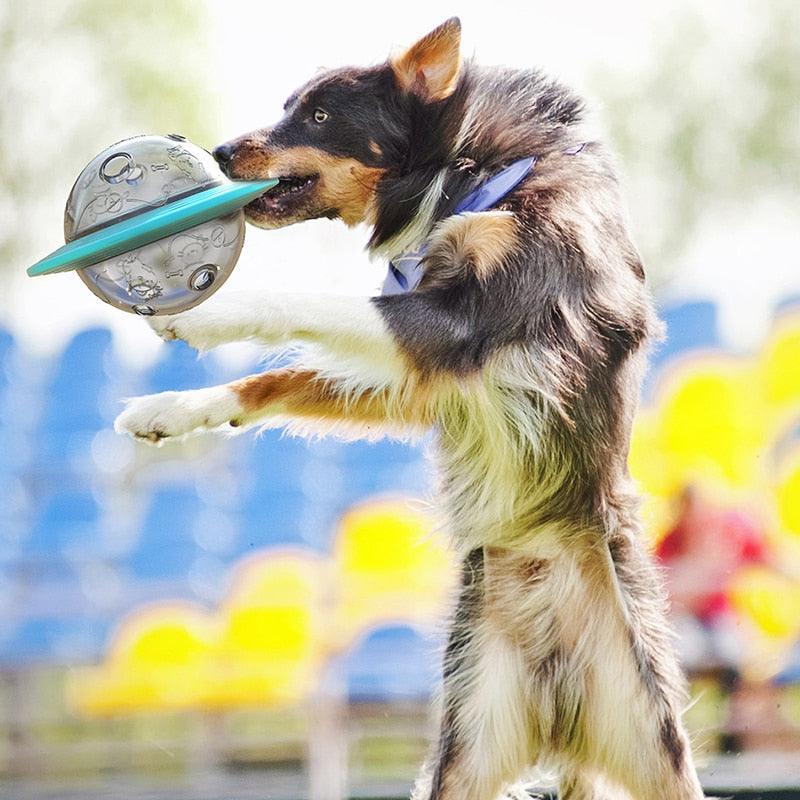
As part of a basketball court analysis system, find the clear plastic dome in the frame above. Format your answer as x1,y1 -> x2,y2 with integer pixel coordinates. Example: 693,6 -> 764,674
65,135 -> 245,316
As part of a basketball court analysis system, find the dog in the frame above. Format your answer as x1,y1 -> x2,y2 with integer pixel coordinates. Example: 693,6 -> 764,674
115,18 -> 705,799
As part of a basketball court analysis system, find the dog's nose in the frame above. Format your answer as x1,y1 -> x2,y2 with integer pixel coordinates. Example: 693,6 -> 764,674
213,142 -> 235,175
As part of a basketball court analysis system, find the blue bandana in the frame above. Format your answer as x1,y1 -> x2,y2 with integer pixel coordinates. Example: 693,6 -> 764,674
381,144 -> 586,296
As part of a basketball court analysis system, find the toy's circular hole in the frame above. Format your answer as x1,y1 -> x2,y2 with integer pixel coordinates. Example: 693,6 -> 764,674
133,304 -> 155,316
189,265 -> 217,292
100,152 -> 133,183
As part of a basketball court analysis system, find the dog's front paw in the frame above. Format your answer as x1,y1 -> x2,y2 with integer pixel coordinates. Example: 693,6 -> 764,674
148,293 -> 260,351
114,387 -> 243,444
148,307 -> 231,352
147,292 -> 290,352
147,314 -> 181,343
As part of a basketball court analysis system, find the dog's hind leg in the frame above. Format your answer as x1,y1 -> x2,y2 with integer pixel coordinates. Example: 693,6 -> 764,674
412,549 -> 531,800
575,528 -> 705,800
584,689 -> 704,800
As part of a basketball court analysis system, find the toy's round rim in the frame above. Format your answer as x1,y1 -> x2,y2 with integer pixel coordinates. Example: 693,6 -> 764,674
27,178 -> 278,277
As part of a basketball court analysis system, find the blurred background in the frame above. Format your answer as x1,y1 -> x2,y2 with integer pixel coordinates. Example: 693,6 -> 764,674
1,1 -> 799,798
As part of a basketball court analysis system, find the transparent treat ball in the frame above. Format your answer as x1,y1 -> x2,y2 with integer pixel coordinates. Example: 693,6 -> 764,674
64,134 -> 245,316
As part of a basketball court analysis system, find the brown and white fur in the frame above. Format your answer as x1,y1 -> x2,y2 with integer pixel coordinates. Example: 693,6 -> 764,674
115,18 -> 706,799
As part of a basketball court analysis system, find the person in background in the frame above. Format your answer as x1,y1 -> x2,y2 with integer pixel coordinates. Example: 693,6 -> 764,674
656,486 -> 770,666
655,485 -> 771,752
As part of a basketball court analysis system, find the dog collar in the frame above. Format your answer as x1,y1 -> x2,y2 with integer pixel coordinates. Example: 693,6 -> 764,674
382,144 -> 586,296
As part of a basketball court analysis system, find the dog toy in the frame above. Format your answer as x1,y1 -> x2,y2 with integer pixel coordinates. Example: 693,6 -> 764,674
27,134 -> 277,316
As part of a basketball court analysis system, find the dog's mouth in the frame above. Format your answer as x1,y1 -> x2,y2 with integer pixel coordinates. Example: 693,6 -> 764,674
245,174 -> 319,220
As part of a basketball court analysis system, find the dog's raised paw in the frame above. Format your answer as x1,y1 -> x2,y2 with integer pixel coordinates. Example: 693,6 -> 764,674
147,310 -> 222,351
146,299 -> 251,352
114,392 -> 196,444
114,387 -> 243,444
148,315 -> 179,342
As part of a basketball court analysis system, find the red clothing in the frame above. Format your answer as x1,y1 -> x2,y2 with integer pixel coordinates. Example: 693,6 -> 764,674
656,508 -> 767,623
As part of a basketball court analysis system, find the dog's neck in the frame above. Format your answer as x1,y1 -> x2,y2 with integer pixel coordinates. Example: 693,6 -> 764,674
368,167 -> 452,262
368,63 -> 587,263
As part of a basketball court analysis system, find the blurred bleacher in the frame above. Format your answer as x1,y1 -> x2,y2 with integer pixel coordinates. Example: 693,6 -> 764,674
3,299 -> 800,796
0,327 -> 434,670
0,299 -> 739,671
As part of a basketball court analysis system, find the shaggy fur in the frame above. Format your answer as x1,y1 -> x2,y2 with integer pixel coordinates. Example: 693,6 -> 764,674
116,18 -> 705,799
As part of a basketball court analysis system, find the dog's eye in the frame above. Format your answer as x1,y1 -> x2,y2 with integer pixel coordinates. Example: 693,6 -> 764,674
313,108 -> 330,124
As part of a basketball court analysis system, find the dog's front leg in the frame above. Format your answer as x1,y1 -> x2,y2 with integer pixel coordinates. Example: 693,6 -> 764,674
116,290 -> 466,443
115,365 -> 430,444
149,291 -> 405,370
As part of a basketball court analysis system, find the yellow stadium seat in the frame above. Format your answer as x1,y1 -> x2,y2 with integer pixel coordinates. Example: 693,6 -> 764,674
331,498 -> 455,649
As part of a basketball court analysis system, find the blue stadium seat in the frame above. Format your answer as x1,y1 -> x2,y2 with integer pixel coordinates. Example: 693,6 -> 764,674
237,433 -> 322,549
773,641 -> 800,685
650,301 -> 720,372
39,327 -> 114,463
338,440 -> 429,501
128,486 -> 204,579
238,486 -> 310,550
237,435 -> 430,552
342,624 -> 441,702
774,293 -> 800,317
0,326 -> 13,392
0,329 -> 34,567
24,489 -> 100,561
243,431 -> 314,493
642,300 -> 721,397
145,339 -> 213,394
0,616 -> 110,665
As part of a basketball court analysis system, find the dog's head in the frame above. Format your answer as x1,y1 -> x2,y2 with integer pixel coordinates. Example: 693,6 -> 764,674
213,18 -> 462,230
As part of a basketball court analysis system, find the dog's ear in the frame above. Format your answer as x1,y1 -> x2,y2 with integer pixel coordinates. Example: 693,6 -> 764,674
390,17 -> 462,102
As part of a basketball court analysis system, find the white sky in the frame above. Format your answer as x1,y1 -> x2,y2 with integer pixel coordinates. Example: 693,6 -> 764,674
6,0 -> 798,364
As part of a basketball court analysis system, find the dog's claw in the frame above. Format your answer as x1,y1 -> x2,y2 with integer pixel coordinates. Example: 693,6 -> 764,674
114,387 -> 244,443
148,315 -> 178,342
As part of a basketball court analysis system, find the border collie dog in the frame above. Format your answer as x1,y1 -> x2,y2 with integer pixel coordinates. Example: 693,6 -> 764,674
117,18 -> 705,799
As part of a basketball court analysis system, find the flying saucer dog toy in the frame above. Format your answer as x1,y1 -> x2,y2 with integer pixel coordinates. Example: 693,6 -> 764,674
27,134 -> 277,316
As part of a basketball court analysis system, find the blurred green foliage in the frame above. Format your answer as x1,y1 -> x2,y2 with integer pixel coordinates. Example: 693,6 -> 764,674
0,0 -> 217,275
596,1 -> 800,284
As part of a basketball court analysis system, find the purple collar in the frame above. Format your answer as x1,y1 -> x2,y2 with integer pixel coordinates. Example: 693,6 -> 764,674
382,145 -> 586,295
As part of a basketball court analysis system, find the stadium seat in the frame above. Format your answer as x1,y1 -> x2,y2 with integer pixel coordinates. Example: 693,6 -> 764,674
39,327 -> 114,464
238,434 -> 324,550
774,643 -> 800,685
24,489 -> 100,562
145,339 -> 213,394
0,326 -> 13,392
3,616 -> 110,665
341,624 -> 440,702
243,431 -> 316,492
648,300 -> 721,382
774,293 -> 800,317
128,486 -> 204,580
338,440 -> 429,501
239,486 -> 312,551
